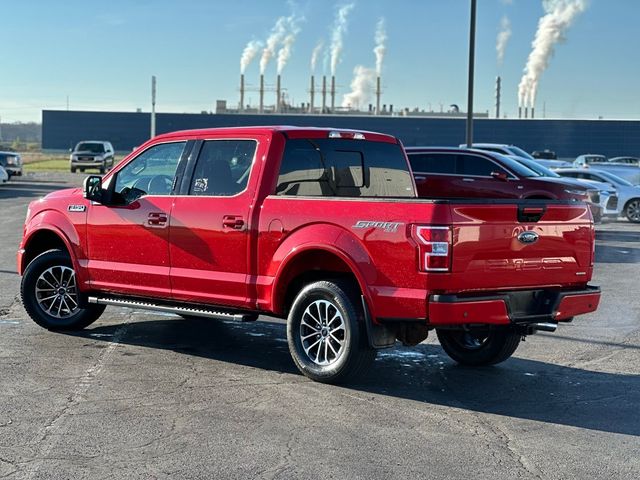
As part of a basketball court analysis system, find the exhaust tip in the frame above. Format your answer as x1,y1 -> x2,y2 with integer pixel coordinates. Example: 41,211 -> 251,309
533,322 -> 558,332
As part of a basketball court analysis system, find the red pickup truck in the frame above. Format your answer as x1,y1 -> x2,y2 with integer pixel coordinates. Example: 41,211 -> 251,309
18,126 -> 600,383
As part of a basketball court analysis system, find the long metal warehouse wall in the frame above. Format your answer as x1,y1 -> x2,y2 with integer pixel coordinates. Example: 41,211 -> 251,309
42,110 -> 640,158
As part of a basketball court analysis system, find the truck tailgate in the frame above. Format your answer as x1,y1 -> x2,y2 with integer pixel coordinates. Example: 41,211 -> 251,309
446,202 -> 594,292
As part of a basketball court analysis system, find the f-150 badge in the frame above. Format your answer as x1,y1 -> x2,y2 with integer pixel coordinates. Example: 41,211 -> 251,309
352,220 -> 402,233
68,205 -> 86,212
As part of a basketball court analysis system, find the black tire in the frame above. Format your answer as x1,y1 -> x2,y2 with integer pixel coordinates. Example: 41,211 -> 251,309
70,167 -> 76,173
624,198 -> 640,223
436,329 -> 521,366
21,249 -> 105,331
79,168 -> 85,173
287,280 -> 376,384
99,166 -> 105,174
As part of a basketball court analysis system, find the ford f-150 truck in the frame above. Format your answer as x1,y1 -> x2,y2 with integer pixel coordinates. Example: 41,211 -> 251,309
18,127 -> 601,383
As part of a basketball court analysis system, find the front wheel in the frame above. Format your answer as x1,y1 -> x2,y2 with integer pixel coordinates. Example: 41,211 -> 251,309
436,329 -> 521,366
625,199 -> 640,223
21,249 -> 105,330
287,281 -> 376,384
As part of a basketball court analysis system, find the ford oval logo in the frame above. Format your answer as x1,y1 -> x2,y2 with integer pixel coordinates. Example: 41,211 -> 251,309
518,231 -> 539,244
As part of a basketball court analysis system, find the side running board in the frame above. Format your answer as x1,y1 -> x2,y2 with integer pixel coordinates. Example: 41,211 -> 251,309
87,296 -> 257,322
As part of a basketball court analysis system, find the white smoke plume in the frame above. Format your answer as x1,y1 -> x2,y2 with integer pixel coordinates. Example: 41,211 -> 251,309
496,15 -> 511,66
373,17 -> 386,75
341,65 -> 376,110
518,0 -> 587,107
277,15 -> 304,74
310,40 -> 324,72
260,16 -> 288,74
330,3 -> 355,76
240,40 -> 263,74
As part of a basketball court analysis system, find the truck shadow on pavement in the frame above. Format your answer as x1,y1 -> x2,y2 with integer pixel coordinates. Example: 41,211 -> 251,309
71,315 -> 640,437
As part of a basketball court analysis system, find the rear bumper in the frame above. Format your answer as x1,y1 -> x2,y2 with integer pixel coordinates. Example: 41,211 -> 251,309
428,285 -> 600,327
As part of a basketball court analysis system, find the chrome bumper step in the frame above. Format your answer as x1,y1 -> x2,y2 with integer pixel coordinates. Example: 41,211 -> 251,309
87,296 -> 256,322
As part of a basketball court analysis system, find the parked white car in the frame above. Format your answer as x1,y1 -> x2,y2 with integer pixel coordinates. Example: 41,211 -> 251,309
0,165 -> 8,184
608,156 -> 640,166
556,168 -> 640,223
574,154 -> 607,168
509,157 -> 617,220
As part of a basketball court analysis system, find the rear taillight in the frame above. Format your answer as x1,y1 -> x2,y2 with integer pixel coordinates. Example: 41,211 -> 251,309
412,225 -> 452,272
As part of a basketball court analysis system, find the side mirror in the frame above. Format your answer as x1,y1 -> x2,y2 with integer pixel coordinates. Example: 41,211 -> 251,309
491,171 -> 508,181
83,175 -> 103,203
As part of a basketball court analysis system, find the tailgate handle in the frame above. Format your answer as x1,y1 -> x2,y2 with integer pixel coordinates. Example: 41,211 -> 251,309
518,205 -> 546,223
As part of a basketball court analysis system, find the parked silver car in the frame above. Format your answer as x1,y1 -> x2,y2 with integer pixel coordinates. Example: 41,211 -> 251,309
0,151 -> 23,177
508,156 -> 617,221
464,143 -> 572,169
0,165 -> 8,184
556,169 -> 640,223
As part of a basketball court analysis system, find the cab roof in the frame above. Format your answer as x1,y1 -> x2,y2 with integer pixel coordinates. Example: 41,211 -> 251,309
153,126 -> 398,143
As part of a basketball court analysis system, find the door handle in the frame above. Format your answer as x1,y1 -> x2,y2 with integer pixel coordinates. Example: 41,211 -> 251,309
148,212 -> 168,226
222,215 -> 245,230
462,178 -> 475,182
414,175 -> 427,181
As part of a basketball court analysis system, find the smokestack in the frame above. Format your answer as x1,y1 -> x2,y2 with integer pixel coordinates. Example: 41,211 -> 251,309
276,74 -> 281,113
375,76 -> 381,116
259,74 -> 264,114
495,76 -> 501,119
330,75 -> 336,112
309,75 -> 315,113
322,75 -> 327,113
518,106 -> 522,119
239,74 -> 245,112
531,107 -> 535,119
524,107 -> 529,119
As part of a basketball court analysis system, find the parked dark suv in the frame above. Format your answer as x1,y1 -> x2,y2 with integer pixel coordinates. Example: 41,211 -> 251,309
70,141 -> 115,173
406,147 -> 595,203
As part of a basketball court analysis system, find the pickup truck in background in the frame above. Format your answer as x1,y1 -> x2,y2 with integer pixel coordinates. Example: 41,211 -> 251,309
18,127 -> 601,383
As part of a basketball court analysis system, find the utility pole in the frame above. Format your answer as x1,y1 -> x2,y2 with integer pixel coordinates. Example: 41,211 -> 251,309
465,0 -> 477,147
151,76 -> 157,138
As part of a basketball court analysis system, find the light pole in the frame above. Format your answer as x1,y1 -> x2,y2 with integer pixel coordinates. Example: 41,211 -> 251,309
465,0 -> 477,147
151,76 -> 157,139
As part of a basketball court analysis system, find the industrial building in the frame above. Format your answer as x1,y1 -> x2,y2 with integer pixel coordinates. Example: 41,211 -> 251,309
42,109 -> 640,159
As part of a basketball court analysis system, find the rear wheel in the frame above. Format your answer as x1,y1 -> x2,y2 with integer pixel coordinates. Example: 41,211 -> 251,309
436,329 -> 521,366
70,167 -> 76,173
624,199 -> 640,223
21,249 -> 105,330
287,280 -> 376,384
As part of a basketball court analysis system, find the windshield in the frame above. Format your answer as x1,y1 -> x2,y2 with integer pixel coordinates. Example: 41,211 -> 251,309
506,146 -> 535,160
592,170 -> 634,187
75,142 -> 105,153
516,158 -> 560,177
492,154 -> 539,177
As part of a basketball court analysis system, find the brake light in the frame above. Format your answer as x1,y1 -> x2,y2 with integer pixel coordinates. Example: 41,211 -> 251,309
328,131 -> 365,140
412,225 -> 452,272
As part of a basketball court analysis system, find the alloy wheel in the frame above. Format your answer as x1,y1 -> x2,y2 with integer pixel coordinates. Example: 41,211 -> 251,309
299,299 -> 346,366
35,265 -> 79,319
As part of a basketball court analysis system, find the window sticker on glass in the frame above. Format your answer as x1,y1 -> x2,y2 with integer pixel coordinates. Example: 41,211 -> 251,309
193,178 -> 208,193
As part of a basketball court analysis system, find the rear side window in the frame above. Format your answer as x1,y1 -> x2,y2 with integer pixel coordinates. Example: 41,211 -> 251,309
276,139 -> 414,197
458,154 -> 504,176
190,140 -> 257,196
409,153 -> 456,174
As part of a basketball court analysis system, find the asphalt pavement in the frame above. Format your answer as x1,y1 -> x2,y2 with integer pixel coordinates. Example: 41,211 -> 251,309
1,173 -> 638,479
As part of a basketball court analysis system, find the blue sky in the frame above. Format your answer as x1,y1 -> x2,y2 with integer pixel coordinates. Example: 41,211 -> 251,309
1,0 -> 639,122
